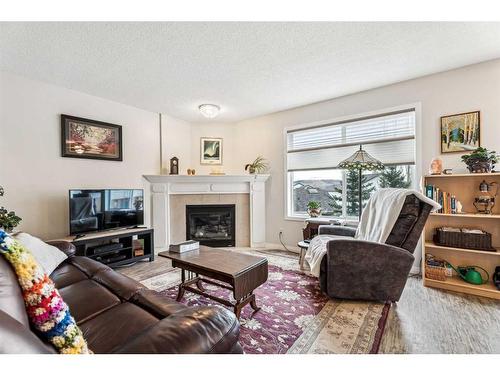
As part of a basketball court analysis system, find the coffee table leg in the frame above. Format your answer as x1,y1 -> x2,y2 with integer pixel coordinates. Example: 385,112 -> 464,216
249,293 -> 260,313
196,279 -> 205,292
234,301 -> 242,319
177,269 -> 186,301
176,285 -> 185,301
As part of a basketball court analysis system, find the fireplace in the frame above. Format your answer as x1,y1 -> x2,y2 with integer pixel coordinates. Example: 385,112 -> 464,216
186,204 -> 236,247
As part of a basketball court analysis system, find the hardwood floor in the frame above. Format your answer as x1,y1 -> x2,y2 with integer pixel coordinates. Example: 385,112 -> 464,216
380,276 -> 500,354
119,250 -> 500,354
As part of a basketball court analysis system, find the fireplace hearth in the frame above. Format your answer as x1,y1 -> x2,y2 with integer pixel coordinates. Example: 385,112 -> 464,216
186,204 -> 236,247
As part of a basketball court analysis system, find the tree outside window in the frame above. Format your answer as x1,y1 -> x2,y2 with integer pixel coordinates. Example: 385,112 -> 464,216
290,165 -> 413,219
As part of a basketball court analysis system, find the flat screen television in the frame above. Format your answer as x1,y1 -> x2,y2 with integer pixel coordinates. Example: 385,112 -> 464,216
69,189 -> 144,235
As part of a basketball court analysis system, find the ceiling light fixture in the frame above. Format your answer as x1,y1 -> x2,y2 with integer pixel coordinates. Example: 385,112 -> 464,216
199,104 -> 220,119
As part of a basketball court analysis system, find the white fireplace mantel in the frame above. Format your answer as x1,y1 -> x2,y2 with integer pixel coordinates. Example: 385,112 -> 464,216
143,174 -> 270,249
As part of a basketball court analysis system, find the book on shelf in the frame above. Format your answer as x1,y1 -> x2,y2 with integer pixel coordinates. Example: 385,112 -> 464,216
425,184 -> 456,214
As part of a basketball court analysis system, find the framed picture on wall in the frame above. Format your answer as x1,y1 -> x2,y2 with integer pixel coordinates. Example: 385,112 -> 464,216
61,114 -> 123,161
200,137 -> 223,165
440,111 -> 480,153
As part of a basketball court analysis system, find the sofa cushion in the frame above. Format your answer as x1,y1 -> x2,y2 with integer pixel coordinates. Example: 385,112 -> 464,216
0,231 -> 91,354
131,289 -> 186,318
0,256 -> 29,327
67,256 -> 111,278
80,302 -> 159,353
62,256 -> 143,300
14,233 -> 67,275
59,279 -> 121,324
50,263 -> 88,289
91,267 -> 143,301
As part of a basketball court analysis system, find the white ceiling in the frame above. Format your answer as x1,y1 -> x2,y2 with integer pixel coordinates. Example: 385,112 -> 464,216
2,22 -> 500,123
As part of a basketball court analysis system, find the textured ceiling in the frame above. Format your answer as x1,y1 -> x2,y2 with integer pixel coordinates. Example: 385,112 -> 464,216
1,22 -> 500,123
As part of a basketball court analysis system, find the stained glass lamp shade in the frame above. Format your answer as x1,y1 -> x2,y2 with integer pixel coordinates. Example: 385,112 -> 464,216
338,145 -> 385,218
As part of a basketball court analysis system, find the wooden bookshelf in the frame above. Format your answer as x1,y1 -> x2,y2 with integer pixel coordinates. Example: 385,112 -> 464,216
423,173 -> 500,300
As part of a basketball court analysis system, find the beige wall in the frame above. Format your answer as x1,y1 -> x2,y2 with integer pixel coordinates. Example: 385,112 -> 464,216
154,58 -> 500,253
4,58 -> 500,252
161,113 -> 192,175
0,72 -> 161,239
188,59 -> 500,262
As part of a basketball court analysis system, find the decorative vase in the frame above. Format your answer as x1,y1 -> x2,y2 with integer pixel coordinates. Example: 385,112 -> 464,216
248,166 -> 256,174
307,208 -> 322,217
467,161 -> 492,173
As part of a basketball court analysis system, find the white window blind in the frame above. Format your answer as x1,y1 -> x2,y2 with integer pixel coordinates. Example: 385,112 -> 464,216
286,109 -> 415,171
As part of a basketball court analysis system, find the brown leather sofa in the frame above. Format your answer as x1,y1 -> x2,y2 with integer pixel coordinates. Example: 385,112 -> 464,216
0,241 -> 243,354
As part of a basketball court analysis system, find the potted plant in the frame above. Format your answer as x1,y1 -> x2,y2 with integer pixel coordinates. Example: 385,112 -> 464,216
307,201 -> 322,217
245,156 -> 269,174
0,186 -> 22,233
461,147 -> 498,173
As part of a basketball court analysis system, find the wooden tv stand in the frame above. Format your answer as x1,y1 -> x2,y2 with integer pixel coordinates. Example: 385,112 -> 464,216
55,227 -> 154,268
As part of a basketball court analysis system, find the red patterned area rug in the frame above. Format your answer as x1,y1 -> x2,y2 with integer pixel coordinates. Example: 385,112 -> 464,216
159,263 -> 390,354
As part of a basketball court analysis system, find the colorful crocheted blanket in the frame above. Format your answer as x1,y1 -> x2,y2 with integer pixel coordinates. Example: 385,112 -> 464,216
0,230 -> 91,354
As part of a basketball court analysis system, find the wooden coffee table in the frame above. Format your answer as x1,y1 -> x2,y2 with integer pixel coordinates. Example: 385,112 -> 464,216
158,246 -> 268,318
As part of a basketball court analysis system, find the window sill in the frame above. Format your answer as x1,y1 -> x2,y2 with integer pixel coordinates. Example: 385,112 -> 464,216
284,215 -> 308,222
285,215 -> 359,226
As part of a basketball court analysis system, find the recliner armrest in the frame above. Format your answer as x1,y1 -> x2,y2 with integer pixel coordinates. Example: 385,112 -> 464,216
325,239 -> 414,301
112,305 -> 242,354
46,240 -> 76,257
318,225 -> 357,237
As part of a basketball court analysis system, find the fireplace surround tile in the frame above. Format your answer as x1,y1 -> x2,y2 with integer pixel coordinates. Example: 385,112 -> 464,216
169,194 -> 250,247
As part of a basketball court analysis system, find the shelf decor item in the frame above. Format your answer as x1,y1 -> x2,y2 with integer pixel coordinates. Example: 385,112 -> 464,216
61,114 -> 123,161
169,156 -> 179,175
429,157 -> 443,175
245,156 -> 269,174
473,180 -> 498,214
0,186 -> 21,233
434,227 -> 494,251
200,137 -> 223,165
451,263 -> 489,285
425,254 -> 448,281
338,145 -> 385,218
461,147 -> 498,173
307,201 -> 322,217
440,111 -> 480,153
209,166 -> 225,175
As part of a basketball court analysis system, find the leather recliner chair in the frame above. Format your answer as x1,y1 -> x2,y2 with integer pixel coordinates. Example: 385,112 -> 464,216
0,241 -> 243,354
318,194 -> 433,302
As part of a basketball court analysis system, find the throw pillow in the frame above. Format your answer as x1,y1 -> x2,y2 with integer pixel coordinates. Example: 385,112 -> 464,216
0,230 -> 91,354
14,232 -> 67,275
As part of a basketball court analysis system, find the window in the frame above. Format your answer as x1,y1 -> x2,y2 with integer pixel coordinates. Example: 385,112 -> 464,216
286,109 -> 416,219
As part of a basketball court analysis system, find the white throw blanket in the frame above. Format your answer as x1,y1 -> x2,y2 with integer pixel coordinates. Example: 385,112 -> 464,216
305,188 -> 441,277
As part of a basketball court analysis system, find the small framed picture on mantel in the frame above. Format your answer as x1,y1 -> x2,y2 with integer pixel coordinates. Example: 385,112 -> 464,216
61,114 -> 123,161
200,137 -> 223,165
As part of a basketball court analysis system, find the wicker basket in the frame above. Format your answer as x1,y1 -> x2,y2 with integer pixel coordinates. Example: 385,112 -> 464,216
425,264 -> 447,281
434,228 -> 494,251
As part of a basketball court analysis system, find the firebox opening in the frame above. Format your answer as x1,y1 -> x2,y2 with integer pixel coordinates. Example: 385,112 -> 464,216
186,204 -> 236,247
